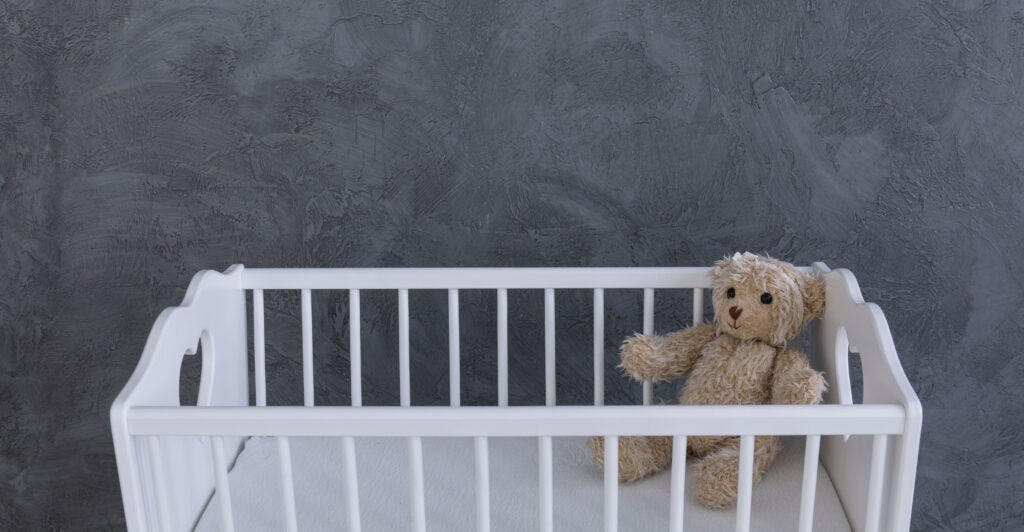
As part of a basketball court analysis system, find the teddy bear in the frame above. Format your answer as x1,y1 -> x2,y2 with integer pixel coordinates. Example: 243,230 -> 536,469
589,252 -> 827,509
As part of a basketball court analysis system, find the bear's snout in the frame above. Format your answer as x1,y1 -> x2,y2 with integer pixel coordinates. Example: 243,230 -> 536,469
728,306 -> 743,320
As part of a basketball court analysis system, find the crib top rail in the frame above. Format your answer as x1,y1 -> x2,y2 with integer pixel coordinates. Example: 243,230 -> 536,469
241,266 -> 748,290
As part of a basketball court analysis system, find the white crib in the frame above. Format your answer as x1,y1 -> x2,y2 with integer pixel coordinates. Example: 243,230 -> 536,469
110,264 -> 921,531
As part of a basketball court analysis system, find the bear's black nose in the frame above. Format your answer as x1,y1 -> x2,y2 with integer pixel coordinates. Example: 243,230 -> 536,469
729,306 -> 743,320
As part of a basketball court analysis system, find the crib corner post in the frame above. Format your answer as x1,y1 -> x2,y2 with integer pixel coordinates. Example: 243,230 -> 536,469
110,399 -> 149,532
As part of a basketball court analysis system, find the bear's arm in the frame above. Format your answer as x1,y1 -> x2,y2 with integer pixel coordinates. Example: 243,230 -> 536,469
619,323 -> 716,382
770,348 -> 827,405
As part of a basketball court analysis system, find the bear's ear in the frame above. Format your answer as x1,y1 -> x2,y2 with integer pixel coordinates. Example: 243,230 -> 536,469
800,272 -> 826,321
712,252 -> 742,278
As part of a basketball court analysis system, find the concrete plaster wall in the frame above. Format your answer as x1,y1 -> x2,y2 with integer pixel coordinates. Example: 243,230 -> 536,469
1,1 -> 1022,529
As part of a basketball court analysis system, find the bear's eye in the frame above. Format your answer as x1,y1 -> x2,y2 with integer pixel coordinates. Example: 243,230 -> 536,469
760,292 -> 773,304
726,287 -> 736,298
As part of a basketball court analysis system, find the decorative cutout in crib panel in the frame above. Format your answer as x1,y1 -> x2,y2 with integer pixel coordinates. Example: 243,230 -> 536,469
834,325 -> 866,407
848,352 -> 864,406
178,331 -> 214,407
179,341 -> 202,406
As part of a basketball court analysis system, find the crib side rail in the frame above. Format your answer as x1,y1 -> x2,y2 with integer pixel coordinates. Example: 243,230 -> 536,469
128,403 -> 905,532
126,403 -> 905,437
240,266 -> 811,409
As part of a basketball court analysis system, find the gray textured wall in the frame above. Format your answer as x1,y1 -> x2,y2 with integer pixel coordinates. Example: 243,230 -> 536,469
2,0 -> 1022,529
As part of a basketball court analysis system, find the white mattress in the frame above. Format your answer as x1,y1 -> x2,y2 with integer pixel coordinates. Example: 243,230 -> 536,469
197,435 -> 851,531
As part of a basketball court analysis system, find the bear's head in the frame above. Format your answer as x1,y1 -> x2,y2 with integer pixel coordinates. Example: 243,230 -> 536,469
710,252 -> 826,347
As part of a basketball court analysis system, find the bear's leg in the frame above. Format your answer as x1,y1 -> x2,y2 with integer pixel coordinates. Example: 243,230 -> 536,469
588,435 -> 674,482
693,435 -> 780,509
688,435 -> 729,457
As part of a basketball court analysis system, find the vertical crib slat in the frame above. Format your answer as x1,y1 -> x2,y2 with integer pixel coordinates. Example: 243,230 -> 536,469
399,289 -> 411,408
301,289 -> 314,407
865,434 -> 888,532
539,436 -> 554,532
276,437 -> 299,532
398,290 -> 420,530
544,288 -> 556,407
342,436 -> 362,532
349,289 -> 362,407
475,436 -> 491,532
253,289 -> 267,407
593,288 -> 604,406
669,435 -> 688,532
735,435 -> 754,532
798,435 -> 821,532
145,436 -> 172,532
211,436 -> 235,532
642,288 -> 654,405
449,288 -> 461,407
497,288 -> 509,407
603,435 -> 619,532
409,436 -> 426,532
692,288 -> 704,325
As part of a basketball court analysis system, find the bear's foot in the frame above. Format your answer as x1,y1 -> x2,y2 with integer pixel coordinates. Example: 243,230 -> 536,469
693,435 -> 780,509
588,435 -> 673,482
694,448 -> 741,509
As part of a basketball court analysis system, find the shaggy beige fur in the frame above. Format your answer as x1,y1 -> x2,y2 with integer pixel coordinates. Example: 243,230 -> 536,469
589,252 -> 827,509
